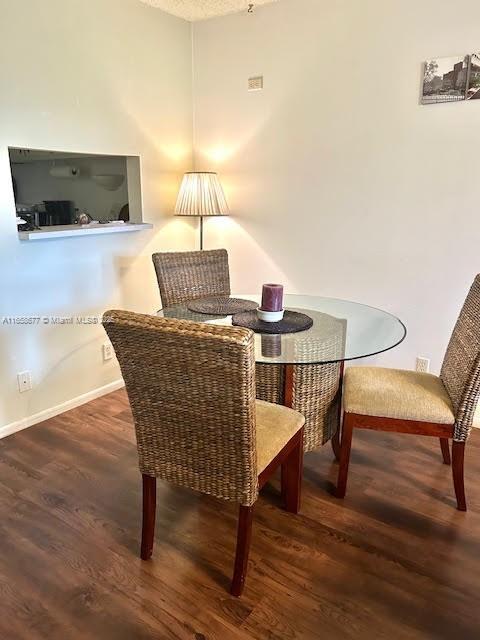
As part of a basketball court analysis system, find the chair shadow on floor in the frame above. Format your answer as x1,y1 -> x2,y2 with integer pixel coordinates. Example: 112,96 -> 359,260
119,480 -> 237,590
302,432 -> 469,515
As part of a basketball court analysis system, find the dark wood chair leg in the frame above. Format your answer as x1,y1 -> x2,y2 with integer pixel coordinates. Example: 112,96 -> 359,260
280,364 -> 295,504
440,438 -> 451,465
452,441 -> 467,512
332,362 -> 344,463
231,505 -> 254,597
141,474 -> 157,560
331,428 -> 341,462
280,462 -> 287,503
336,414 -> 354,499
281,431 -> 303,514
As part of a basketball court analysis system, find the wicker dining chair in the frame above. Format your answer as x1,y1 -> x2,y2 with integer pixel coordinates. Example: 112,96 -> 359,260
152,249 -> 342,457
336,275 -> 480,511
103,310 -> 305,596
152,249 -> 230,307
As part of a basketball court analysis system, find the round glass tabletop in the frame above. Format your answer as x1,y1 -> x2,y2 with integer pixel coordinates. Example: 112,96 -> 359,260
157,294 -> 406,366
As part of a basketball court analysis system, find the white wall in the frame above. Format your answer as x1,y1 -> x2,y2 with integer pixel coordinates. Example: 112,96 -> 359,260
192,0 -> 480,373
0,0 -> 194,432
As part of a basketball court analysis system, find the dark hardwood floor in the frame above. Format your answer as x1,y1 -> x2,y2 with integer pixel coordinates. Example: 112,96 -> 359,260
0,389 -> 479,639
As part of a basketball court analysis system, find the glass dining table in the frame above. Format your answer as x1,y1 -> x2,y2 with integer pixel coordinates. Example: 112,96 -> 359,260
158,294 -> 406,453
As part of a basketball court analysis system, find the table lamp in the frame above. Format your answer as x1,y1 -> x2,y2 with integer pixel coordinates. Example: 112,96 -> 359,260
174,172 -> 229,250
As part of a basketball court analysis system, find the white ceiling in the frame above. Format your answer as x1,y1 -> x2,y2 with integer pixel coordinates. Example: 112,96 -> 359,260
140,0 -> 280,22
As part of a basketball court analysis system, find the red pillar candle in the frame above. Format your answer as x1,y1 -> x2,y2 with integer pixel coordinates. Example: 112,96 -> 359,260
261,284 -> 284,312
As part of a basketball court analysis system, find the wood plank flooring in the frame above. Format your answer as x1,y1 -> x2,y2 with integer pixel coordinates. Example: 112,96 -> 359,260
0,389 -> 479,639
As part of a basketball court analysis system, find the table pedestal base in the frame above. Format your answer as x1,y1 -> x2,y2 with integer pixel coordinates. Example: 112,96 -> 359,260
256,362 -> 342,453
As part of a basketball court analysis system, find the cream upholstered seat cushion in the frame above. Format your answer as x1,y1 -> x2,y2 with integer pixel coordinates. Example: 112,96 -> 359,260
344,367 -> 455,425
475,404 -> 480,428
255,400 -> 305,474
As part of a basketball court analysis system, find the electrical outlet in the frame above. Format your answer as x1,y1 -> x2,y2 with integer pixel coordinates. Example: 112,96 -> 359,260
103,342 -> 113,361
17,371 -> 32,393
416,357 -> 430,373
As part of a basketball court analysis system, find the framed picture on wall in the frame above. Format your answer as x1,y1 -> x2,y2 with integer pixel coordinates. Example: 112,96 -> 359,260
467,52 -> 480,99
422,55 -> 469,104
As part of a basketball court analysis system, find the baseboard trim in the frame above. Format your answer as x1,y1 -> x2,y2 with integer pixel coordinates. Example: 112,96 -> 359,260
1,379 -> 477,441
0,379 -> 125,440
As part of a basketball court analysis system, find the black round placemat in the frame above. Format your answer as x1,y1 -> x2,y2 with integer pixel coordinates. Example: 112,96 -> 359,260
232,310 -> 313,334
187,297 -> 258,315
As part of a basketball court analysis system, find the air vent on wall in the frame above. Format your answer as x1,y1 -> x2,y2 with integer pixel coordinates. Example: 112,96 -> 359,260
248,76 -> 264,91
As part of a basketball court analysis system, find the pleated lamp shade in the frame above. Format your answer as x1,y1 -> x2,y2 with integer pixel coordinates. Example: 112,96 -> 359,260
174,172 -> 229,217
